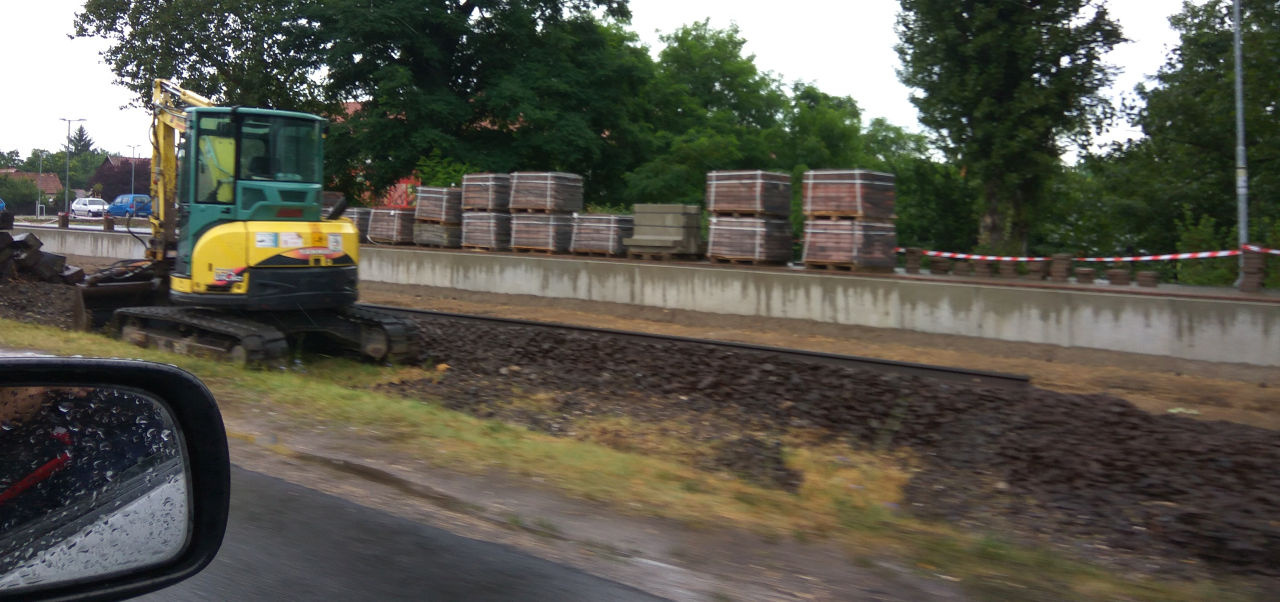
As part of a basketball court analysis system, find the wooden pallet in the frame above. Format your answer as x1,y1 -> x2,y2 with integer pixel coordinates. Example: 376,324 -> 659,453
709,256 -> 787,266
512,246 -> 560,255
570,250 -> 622,258
461,244 -> 506,252
709,210 -> 788,219
803,261 -> 854,271
414,218 -> 462,225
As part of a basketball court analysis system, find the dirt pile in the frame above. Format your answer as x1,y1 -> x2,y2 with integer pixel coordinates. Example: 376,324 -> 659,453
404,317 -> 1280,577
0,278 -> 79,330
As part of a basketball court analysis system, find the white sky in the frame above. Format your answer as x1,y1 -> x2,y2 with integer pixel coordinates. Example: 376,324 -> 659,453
1,1 -> 1187,161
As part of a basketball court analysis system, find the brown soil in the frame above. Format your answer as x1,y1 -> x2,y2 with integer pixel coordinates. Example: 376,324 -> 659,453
382,309 -> 1280,579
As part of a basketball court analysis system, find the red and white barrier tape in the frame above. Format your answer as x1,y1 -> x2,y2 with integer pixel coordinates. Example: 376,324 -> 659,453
1243,244 -> 1280,256
892,246 -> 1277,262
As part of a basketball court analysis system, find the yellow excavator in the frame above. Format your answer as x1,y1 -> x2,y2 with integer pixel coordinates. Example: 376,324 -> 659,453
75,79 -> 416,364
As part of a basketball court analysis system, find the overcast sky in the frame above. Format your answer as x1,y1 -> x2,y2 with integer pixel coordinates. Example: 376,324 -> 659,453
1,0 -> 1188,161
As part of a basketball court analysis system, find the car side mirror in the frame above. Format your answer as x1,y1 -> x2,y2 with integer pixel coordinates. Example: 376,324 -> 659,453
0,358 -> 229,600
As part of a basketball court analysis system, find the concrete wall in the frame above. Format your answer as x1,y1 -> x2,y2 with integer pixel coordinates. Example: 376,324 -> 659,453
18,227 -> 1279,366
361,247 -> 1279,367
13,227 -> 147,261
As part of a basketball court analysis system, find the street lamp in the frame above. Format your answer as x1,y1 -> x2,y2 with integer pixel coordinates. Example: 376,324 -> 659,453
59,117 -> 86,215
34,150 -> 45,216
127,144 -> 141,199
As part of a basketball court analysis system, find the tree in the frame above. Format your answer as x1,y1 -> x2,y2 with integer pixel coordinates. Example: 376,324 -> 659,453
623,21 -> 787,205
89,158 -> 151,202
68,125 -> 95,155
0,176 -> 40,214
0,149 -> 19,168
896,0 -> 1123,253
74,0 -> 329,111
1109,0 -> 1280,253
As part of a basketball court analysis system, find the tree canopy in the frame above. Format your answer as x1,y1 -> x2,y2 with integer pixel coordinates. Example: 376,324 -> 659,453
896,0 -> 1123,253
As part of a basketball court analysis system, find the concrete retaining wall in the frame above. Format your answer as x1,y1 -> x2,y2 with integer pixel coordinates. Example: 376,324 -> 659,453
17,227 -> 1279,366
13,227 -> 147,261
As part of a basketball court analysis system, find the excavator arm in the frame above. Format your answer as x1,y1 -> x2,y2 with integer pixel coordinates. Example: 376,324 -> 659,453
147,79 -> 213,262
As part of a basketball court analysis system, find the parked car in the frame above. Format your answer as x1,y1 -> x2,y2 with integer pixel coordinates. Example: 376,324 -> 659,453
70,197 -> 109,218
108,193 -> 152,218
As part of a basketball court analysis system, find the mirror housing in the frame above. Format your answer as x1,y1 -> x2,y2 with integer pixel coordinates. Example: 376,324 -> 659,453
0,358 -> 230,601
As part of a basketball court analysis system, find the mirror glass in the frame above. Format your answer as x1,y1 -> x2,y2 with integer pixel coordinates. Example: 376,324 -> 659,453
0,386 -> 189,593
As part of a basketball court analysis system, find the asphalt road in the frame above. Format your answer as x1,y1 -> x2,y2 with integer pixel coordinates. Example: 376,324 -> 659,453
141,467 -> 663,601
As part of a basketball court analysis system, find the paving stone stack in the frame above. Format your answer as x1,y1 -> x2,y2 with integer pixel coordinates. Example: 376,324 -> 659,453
801,169 -> 898,272
570,214 -> 633,256
413,187 -> 462,248
802,220 -> 897,271
704,171 -> 792,265
707,216 -> 792,264
623,204 -> 703,258
367,208 -> 415,244
462,173 -> 513,250
512,214 -> 574,253
1075,267 -> 1096,284
1050,253 -> 1073,282
1106,268 -> 1131,286
461,212 -> 512,251
1136,270 -> 1159,287
345,207 -> 372,242
505,172 -> 582,253
509,172 -> 584,213
0,232 -> 83,284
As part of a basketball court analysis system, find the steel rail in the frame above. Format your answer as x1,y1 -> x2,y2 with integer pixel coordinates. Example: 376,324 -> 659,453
359,303 -> 1031,390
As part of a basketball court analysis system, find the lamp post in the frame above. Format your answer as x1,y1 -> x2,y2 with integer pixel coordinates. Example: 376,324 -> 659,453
59,117 -> 86,215
127,144 -> 141,199
35,150 -> 45,211
1232,0 -> 1248,283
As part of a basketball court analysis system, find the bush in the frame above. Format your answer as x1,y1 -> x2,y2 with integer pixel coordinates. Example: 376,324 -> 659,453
1175,211 -> 1236,286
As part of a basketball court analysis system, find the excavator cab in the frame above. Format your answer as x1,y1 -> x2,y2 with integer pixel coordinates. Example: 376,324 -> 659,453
168,107 -> 360,310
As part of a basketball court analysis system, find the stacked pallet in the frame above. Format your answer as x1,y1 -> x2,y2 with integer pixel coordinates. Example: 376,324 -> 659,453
707,217 -> 792,264
801,169 -> 898,272
414,187 -> 462,248
623,204 -> 702,259
345,207 -> 372,242
706,170 -> 791,216
507,172 -> 583,253
461,173 -> 512,250
510,172 -> 583,213
368,208 -> 415,243
512,214 -> 574,253
571,214 -> 633,256
462,212 -> 512,251
705,171 -> 792,265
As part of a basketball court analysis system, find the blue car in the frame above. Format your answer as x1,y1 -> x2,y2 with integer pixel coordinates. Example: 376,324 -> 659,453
108,194 -> 151,218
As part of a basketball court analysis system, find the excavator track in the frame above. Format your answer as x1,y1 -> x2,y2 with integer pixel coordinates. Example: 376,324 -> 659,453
335,304 -> 419,364
114,306 -> 291,366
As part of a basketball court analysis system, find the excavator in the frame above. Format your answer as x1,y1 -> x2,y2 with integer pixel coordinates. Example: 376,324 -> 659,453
74,79 -> 417,365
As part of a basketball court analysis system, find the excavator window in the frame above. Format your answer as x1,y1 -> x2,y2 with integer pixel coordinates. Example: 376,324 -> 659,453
194,115 -> 236,204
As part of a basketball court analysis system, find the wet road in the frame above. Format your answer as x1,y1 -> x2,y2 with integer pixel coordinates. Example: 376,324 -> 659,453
141,467 -> 662,601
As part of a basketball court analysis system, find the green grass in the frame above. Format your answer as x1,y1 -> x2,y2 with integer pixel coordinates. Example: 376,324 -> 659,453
0,319 -> 1261,601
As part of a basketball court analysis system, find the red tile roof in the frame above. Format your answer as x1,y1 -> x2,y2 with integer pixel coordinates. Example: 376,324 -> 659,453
0,169 -> 63,195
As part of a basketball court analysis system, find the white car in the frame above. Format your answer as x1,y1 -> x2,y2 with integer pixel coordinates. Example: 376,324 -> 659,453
71,197 -> 109,218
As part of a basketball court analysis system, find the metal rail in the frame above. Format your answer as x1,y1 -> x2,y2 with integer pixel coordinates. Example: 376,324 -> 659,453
359,303 -> 1031,390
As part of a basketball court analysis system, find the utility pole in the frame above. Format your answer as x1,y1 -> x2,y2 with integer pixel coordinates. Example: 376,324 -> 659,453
127,144 -> 141,198
59,117 -> 86,215
1233,0 -> 1248,283
35,150 -> 45,209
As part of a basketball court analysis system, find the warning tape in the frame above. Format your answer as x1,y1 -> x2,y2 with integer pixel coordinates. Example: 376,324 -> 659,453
1243,244 -> 1280,256
892,246 -> 1277,262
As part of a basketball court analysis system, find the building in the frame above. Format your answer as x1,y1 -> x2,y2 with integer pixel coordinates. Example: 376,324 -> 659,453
0,168 -> 63,198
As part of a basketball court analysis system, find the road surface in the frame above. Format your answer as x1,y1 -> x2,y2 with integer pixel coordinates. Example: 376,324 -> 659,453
141,467 -> 663,601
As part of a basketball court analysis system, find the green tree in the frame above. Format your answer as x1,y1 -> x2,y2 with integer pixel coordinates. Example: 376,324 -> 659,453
0,149 -> 19,168
623,21 -> 787,205
0,176 -> 41,214
74,0 -> 329,111
68,125 -> 96,155
896,0 -> 1123,253
1099,0 -> 1280,261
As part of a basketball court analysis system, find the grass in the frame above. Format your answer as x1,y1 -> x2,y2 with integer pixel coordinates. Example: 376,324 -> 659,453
0,318 -> 1259,601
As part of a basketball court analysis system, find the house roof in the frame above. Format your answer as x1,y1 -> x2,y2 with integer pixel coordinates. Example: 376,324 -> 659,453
0,169 -> 63,194
100,155 -> 148,169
